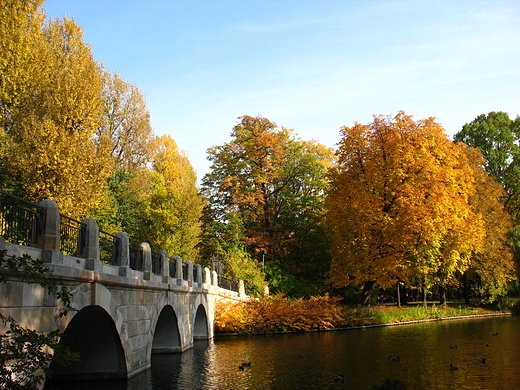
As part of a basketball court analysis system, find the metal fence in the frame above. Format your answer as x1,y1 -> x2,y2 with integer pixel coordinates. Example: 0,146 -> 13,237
218,275 -> 238,292
129,241 -> 143,270
0,190 -> 40,246
99,230 -> 118,264
60,214 -> 85,257
152,251 -> 161,274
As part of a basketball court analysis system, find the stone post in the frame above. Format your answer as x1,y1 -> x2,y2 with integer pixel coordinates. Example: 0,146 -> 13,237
159,250 -> 169,280
141,242 -> 152,280
79,218 -> 101,271
186,260 -> 193,286
115,232 -> 130,277
173,256 -> 183,286
36,199 -> 60,251
238,280 -> 246,298
203,267 -> 211,287
195,263 -> 202,287
212,270 -> 218,288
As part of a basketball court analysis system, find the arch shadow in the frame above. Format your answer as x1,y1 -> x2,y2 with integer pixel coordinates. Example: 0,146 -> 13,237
152,305 -> 182,353
193,304 -> 209,339
46,305 -> 127,385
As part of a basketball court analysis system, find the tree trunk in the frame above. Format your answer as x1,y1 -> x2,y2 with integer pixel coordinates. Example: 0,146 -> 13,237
439,286 -> 446,306
400,284 -> 408,306
362,281 -> 375,307
422,288 -> 427,308
463,271 -> 470,305
397,282 -> 401,308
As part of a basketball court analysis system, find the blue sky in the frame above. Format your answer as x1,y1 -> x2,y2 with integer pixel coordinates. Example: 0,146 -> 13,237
43,0 -> 520,180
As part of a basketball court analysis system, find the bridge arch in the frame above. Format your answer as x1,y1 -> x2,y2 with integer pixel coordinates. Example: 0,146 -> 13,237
193,304 -> 209,339
46,305 -> 127,384
152,305 -> 182,353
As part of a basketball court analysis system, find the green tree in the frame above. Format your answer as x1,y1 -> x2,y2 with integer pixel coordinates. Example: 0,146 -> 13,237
202,115 -> 334,295
454,112 -> 520,221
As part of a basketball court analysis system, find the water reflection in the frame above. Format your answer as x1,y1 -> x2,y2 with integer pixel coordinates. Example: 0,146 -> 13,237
52,316 -> 520,389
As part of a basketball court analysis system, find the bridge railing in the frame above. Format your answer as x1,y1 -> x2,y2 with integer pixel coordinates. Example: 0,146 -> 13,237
99,230 -> 118,264
60,215 -> 86,257
0,190 -> 40,246
129,241 -> 143,270
0,191 -> 246,295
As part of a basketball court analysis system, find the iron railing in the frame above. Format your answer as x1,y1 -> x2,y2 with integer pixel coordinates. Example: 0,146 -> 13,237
99,230 -> 118,264
129,241 -> 143,270
152,251 -> 161,274
218,275 -> 238,292
60,214 -> 85,257
0,191 -> 214,284
0,190 -> 40,246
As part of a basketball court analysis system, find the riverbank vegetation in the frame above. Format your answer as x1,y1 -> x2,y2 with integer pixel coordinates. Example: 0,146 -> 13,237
215,295 -> 520,335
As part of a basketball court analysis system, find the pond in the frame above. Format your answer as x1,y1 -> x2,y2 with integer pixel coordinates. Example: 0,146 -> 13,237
46,315 -> 520,390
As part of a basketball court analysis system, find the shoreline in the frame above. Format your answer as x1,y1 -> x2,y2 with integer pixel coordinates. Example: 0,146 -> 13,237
214,311 -> 517,338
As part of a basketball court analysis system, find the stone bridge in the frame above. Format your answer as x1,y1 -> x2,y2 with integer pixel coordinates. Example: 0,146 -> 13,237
0,196 -> 246,384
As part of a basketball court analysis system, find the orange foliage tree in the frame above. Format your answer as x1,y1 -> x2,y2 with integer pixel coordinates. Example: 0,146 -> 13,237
326,112 -> 512,305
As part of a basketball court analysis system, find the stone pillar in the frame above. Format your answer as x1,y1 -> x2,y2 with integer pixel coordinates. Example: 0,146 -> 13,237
79,218 -> 101,271
115,232 -> 131,277
195,263 -> 202,287
36,199 -> 60,251
212,270 -> 218,288
159,250 -> 169,279
114,232 -> 130,266
264,285 -> 270,296
203,267 -> 211,286
239,280 -> 246,298
141,242 -> 152,280
173,256 -> 183,286
186,260 -> 193,286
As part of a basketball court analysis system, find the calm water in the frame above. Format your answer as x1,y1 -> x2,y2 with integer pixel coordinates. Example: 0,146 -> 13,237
49,315 -> 520,389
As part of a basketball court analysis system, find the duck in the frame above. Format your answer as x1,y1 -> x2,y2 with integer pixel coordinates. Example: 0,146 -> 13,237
390,356 -> 400,362
334,375 -> 344,382
479,358 -> 486,364
450,345 -> 457,349
450,364 -> 458,371
241,362 -> 251,367
492,332 -> 498,336
486,343 -> 491,346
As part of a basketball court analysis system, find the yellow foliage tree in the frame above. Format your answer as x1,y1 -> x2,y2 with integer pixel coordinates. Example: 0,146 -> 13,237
2,14 -> 110,219
98,71 -> 153,171
131,135 -> 205,259
326,112 -> 487,304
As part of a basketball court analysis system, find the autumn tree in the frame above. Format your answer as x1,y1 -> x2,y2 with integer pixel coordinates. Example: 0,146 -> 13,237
1,13 -> 111,219
202,115 -> 334,295
126,135 -> 205,260
0,0 -> 45,127
460,146 -> 515,302
97,71 -> 153,171
326,112 -> 487,305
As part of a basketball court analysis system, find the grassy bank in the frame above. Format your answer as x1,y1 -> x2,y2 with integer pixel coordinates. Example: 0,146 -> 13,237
214,295 -> 519,335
